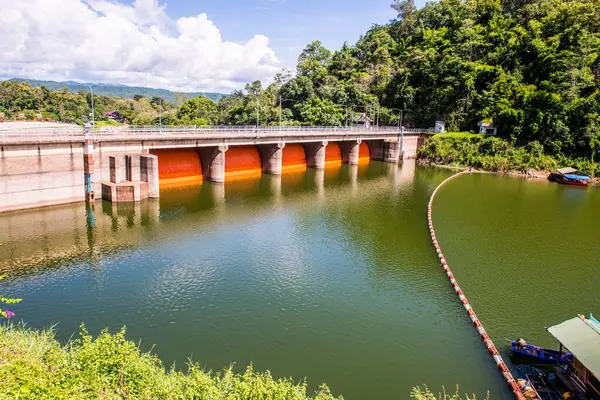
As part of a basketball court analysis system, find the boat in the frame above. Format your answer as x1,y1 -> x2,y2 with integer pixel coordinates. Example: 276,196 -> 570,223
512,339 -> 574,364
548,168 -> 590,187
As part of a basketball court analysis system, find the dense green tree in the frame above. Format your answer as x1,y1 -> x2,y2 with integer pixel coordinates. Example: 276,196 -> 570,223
177,96 -> 218,125
297,98 -> 344,126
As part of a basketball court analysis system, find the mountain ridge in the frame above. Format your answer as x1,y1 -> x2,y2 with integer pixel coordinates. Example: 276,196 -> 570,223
8,78 -> 224,103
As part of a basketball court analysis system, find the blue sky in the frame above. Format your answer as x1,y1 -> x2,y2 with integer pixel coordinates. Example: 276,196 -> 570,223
128,0 -> 416,67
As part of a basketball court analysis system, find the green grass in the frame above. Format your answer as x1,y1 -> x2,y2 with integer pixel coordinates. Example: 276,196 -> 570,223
0,324 -> 341,400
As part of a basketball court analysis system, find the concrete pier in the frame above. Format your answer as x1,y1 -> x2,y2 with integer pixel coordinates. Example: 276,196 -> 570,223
341,140 -> 361,165
199,145 -> 228,183
101,154 -> 150,203
140,155 -> 159,198
260,143 -> 285,175
304,141 -> 328,169
371,139 -> 401,163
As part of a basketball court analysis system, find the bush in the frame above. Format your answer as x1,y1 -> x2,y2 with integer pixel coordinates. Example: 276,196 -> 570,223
417,133 -> 589,173
23,110 -> 37,120
0,324 -> 342,400
41,111 -> 59,121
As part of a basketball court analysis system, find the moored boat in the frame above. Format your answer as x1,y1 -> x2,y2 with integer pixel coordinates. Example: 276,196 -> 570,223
548,168 -> 590,187
512,339 -> 574,364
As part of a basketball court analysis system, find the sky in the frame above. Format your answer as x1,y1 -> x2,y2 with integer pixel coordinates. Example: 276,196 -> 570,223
0,0 -> 426,93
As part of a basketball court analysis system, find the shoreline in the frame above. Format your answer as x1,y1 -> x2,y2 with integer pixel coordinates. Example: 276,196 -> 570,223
417,159 -> 600,186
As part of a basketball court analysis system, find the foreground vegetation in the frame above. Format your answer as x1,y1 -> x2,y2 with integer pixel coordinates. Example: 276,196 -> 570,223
418,133 -> 599,177
0,324 -> 341,399
0,323 -> 480,399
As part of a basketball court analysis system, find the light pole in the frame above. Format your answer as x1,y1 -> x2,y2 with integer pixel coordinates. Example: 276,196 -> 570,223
159,98 -> 162,128
400,109 -> 411,153
87,85 -> 95,128
278,97 -> 296,129
372,102 -> 380,128
256,98 -> 260,128
388,108 -> 403,129
347,105 -> 368,128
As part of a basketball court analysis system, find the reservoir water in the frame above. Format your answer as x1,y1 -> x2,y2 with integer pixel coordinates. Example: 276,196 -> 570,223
1,161 -> 598,399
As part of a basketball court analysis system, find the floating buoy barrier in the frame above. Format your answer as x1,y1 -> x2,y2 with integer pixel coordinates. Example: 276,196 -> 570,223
427,171 -> 526,400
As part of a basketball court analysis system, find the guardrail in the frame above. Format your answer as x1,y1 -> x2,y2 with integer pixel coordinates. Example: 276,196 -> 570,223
0,125 -> 433,135
0,125 -> 434,144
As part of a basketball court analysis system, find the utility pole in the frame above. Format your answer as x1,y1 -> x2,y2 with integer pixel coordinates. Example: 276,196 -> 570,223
279,97 -> 282,129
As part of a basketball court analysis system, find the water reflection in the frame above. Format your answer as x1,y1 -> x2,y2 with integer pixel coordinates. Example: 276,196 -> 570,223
0,162 -> 413,278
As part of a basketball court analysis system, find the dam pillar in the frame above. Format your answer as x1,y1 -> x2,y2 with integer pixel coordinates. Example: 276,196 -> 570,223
341,140 -> 361,165
304,141 -> 328,169
83,126 -> 95,203
260,142 -> 285,175
109,155 -> 127,183
199,145 -> 228,183
371,139 -> 401,164
140,154 -> 159,198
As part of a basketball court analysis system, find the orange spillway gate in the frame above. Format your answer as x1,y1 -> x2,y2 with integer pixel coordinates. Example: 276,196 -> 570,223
325,143 -> 342,166
149,148 -> 202,184
225,145 -> 262,179
359,142 -> 370,163
282,144 -> 307,172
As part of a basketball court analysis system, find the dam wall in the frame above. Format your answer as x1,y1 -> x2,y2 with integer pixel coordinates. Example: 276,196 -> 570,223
0,128 -> 429,213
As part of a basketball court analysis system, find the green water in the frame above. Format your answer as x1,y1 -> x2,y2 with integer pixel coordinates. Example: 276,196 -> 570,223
434,173 -> 600,354
1,162 -> 597,399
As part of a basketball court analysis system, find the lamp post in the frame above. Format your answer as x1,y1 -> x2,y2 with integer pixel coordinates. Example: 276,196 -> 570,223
388,108 -> 411,155
347,105 -> 370,128
256,98 -> 260,128
372,102 -> 380,128
388,108 -> 402,129
87,85 -> 95,129
400,109 -> 411,154
278,97 -> 296,129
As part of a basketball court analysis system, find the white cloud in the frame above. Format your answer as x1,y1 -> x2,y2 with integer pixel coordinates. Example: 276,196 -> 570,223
0,0 -> 280,92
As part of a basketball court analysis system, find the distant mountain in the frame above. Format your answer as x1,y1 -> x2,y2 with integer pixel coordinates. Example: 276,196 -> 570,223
8,78 -> 225,103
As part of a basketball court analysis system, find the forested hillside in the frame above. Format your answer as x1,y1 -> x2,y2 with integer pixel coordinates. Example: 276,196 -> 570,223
269,0 -> 600,159
1,0 -> 599,161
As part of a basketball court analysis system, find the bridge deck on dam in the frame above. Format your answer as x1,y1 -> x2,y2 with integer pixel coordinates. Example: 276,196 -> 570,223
0,126 -> 430,213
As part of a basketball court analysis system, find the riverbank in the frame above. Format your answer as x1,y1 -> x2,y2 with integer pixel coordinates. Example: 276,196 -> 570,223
417,133 -> 600,186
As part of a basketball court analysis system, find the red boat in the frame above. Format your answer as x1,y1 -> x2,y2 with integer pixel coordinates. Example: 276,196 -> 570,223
548,167 -> 590,187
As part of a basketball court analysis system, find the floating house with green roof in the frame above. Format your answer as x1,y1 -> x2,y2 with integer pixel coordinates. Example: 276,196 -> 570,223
547,315 -> 600,398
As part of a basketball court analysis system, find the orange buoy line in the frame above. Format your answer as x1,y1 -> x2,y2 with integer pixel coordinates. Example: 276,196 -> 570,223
427,171 -> 527,400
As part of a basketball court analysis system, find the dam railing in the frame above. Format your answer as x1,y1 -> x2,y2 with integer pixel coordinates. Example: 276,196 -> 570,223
0,124 -> 433,140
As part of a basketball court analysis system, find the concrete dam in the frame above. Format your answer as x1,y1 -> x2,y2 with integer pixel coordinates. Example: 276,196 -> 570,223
0,126 -> 428,213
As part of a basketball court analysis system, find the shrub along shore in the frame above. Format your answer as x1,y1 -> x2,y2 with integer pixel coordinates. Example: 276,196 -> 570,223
0,323 -> 342,399
417,133 -> 600,184
0,323 -> 471,399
